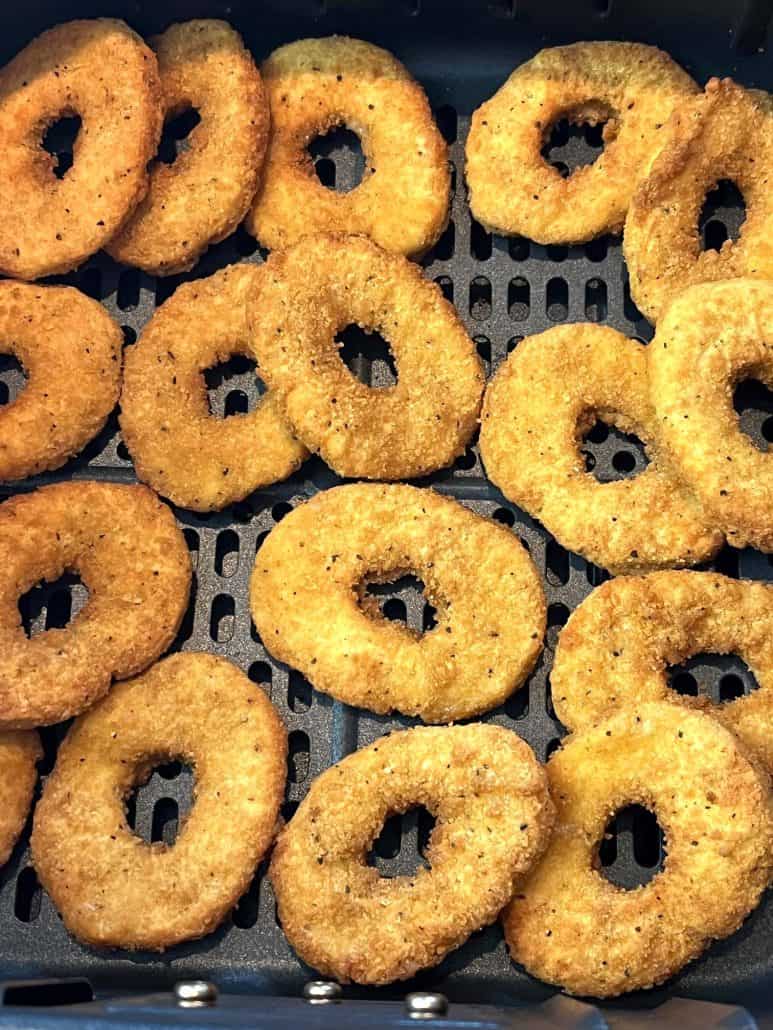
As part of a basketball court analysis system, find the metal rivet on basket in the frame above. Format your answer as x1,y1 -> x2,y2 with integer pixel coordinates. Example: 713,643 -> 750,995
303,980 -> 342,1004
405,992 -> 449,1018
173,980 -> 218,1008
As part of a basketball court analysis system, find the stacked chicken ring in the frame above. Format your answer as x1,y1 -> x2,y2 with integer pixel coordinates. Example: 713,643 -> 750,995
0,12 -> 771,1007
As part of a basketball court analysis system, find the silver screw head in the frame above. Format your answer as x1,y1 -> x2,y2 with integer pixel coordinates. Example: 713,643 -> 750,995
173,980 -> 218,1008
303,980 -> 342,1004
405,992 -> 449,1019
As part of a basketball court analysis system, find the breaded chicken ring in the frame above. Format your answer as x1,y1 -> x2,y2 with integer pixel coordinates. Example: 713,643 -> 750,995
466,42 -> 697,245
552,571 -> 773,773
625,80 -> 773,323
0,481 -> 190,729
479,325 -> 723,575
108,21 -> 268,276
504,703 -> 773,998
251,484 -> 545,722
0,731 -> 41,866
248,234 -> 484,480
648,279 -> 773,551
31,653 -> 286,951
0,282 -> 122,481
271,723 -> 554,984
246,36 -> 450,259
120,264 -> 306,511
0,19 -> 162,281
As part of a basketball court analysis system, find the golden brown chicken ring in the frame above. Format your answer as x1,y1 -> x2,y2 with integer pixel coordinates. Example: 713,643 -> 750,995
647,278 -> 773,551
552,571 -> 773,774
120,263 -> 306,511
0,481 -> 191,729
108,20 -> 268,276
0,731 -> 41,866
31,652 -> 287,951
248,233 -> 484,480
246,36 -> 450,259
250,483 -> 546,722
466,42 -> 697,245
0,281 -> 122,481
479,324 -> 723,574
271,723 -> 554,985
0,18 -> 162,280
504,703 -> 773,998
624,79 -> 773,323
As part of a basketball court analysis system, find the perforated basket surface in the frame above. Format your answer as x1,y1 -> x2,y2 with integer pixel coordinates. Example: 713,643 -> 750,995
1,0 -> 772,1011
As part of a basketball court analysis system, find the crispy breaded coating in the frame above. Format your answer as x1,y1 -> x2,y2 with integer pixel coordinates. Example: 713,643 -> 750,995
247,233 -> 484,480
466,42 -> 696,244
32,653 -> 286,950
0,19 -> 162,280
246,36 -> 450,259
625,80 -> 773,323
552,570 -> 773,773
0,281 -> 122,481
504,703 -> 773,997
0,731 -> 40,866
0,482 -> 191,728
271,723 -> 554,984
108,20 -> 268,275
480,324 -> 723,574
250,483 -> 545,722
120,263 -> 306,511
648,278 -> 773,551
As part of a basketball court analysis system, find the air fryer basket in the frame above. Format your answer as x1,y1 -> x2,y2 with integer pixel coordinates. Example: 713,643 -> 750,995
0,0 -> 771,1019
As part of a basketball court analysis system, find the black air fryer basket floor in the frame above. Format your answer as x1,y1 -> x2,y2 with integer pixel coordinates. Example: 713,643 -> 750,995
0,0 -> 772,1011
